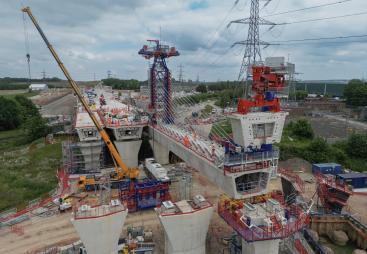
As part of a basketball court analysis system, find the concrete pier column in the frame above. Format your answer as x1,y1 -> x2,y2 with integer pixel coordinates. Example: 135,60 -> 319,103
78,141 -> 103,171
115,140 -> 142,168
156,201 -> 214,254
242,239 -> 280,254
150,140 -> 169,165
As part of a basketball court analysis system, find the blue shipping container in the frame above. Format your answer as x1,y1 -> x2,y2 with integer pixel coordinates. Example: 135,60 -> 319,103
336,173 -> 367,189
312,163 -> 343,175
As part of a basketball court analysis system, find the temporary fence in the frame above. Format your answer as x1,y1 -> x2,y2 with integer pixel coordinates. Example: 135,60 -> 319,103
0,168 -> 69,227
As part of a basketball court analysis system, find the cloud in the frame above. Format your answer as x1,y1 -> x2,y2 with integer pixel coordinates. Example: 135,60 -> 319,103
0,0 -> 366,81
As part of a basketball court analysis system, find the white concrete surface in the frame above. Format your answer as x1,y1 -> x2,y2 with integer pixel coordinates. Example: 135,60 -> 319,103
71,206 -> 127,254
78,141 -> 103,171
114,140 -> 142,167
242,239 -> 280,254
156,203 -> 213,254
150,127 -> 271,199
229,111 -> 288,148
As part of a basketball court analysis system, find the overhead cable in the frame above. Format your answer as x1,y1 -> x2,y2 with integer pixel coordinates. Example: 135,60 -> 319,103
263,0 -> 353,17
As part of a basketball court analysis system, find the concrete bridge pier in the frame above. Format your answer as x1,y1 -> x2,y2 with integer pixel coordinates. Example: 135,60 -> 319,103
149,140 -> 170,165
242,239 -> 281,254
115,140 -> 143,168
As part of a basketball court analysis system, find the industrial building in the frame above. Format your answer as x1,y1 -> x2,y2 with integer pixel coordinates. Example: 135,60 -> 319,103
29,83 -> 48,91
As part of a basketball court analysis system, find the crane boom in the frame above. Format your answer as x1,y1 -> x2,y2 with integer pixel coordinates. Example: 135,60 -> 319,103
22,6 -> 139,179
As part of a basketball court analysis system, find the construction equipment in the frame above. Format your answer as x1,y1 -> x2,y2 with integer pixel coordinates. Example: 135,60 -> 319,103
237,66 -> 285,114
22,7 -> 139,184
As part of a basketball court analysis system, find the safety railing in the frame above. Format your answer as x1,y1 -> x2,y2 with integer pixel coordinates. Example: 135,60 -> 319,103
278,168 -> 305,193
153,124 -> 223,165
224,148 -> 279,166
73,203 -> 126,219
218,196 -> 310,242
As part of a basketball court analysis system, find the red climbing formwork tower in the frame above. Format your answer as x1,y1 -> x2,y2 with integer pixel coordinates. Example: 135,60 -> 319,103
315,172 -> 352,214
138,40 -> 179,124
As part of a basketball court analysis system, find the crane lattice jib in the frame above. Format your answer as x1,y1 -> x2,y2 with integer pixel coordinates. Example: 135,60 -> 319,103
22,6 -> 138,179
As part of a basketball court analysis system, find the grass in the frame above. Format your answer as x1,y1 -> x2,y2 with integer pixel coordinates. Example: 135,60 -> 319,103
0,129 -> 28,151
210,119 -> 232,138
0,132 -> 62,211
0,91 -> 39,99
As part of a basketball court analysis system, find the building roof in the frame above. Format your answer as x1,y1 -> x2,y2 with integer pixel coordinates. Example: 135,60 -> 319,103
313,163 -> 341,167
29,84 -> 48,88
337,173 -> 367,179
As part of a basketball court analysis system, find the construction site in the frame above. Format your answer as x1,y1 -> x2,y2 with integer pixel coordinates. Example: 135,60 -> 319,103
1,1 -> 367,254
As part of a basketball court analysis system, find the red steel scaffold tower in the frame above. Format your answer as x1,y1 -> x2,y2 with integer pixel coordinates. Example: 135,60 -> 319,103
138,40 -> 179,124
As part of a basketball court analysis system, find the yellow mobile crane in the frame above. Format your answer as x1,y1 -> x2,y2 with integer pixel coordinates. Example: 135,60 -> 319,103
22,7 -> 139,189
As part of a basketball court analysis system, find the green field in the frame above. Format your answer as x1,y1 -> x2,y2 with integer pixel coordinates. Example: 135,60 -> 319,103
0,129 -> 61,211
0,90 -> 39,100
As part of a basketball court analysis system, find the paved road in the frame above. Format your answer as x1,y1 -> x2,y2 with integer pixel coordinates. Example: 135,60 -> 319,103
40,93 -> 76,116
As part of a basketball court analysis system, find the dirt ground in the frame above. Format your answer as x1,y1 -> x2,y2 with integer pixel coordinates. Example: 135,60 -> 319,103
0,168 -> 231,254
1,161 -> 366,254
288,115 -> 366,141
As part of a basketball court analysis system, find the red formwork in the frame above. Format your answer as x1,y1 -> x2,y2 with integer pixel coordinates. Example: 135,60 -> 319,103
315,172 -> 353,213
217,195 -> 310,242
295,239 -> 309,254
278,168 -> 305,193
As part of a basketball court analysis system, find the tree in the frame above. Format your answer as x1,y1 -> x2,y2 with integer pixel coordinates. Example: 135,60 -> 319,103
343,79 -> 367,106
303,138 -> 332,163
195,84 -> 207,93
286,119 -> 314,139
201,104 -> 213,115
102,78 -> 140,90
347,133 -> 367,158
14,95 -> 39,121
14,95 -> 49,142
289,90 -> 308,101
0,96 -> 21,130
23,115 -> 49,142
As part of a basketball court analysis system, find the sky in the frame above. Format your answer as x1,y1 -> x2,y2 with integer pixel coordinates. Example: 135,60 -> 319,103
0,0 -> 367,81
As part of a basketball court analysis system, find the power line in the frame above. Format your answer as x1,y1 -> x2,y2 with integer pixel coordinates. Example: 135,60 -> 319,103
263,0 -> 353,17
269,34 -> 367,43
275,39 -> 367,46
280,11 -> 367,25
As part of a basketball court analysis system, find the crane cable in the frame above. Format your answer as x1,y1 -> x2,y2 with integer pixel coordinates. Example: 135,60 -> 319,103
22,11 -> 31,85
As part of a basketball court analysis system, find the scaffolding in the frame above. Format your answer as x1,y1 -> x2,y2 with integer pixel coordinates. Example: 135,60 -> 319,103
62,141 -> 110,173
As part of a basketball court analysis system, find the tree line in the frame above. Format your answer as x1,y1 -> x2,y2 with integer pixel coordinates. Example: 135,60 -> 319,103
102,78 -> 140,90
0,77 -> 61,90
0,95 -> 48,142
279,119 -> 367,172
